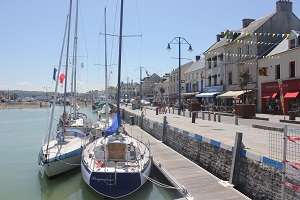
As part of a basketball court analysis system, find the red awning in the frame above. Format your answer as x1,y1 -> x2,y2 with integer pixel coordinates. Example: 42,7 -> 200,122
261,92 -> 278,99
261,93 -> 271,99
271,93 -> 278,98
284,92 -> 299,98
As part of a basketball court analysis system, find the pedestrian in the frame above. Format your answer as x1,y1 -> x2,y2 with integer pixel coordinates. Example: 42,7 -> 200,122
162,100 -> 166,114
180,102 -> 184,111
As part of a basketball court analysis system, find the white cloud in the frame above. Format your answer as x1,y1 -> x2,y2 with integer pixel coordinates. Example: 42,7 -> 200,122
17,82 -> 33,86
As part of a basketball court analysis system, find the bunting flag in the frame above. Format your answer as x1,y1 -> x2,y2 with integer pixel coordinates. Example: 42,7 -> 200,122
258,67 -> 267,76
278,79 -> 285,115
283,160 -> 300,171
59,73 -> 66,83
203,51 -> 280,60
282,182 -> 300,191
53,67 -> 57,81
222,31 -> 297,38
287,136 -> 300,144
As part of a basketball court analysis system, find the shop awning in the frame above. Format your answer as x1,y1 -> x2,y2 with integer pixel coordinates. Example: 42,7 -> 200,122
195,92 -> 220,98
284,92 -> 299,98
261,92 -> 278,99
181,92 -> 199,96
216,90 -> 251,99
145,97 -> 154,100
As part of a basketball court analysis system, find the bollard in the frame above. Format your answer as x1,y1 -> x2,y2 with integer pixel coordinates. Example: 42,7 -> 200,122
218,113 -> 221,122
192,112 -> 196,123
202,112 -> 205,120
189,111 -> 191,118
140,106 -> 143,111
168,108 -> 170,113
130,116 -> 134,125
141,112 -> 144,129
229,132 -> 243,186
156,107 -> 159,115
208,112 -> 211,121
214,113 -> 216,122
172,108 -> 174,114
235,115 -> 238,125
162,116 -> 167,143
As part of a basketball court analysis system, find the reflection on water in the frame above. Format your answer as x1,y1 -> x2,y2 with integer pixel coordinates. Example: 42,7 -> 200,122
38,166 -> 181,200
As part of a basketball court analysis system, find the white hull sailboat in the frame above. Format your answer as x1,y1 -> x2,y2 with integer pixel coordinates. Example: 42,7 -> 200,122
81,3 -> 152,198
38,0 -> 90,178
38,128 -> 89,177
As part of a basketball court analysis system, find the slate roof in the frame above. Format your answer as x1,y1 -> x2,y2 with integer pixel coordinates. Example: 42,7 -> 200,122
184,59 -> 205,74
236,12 -> 276,40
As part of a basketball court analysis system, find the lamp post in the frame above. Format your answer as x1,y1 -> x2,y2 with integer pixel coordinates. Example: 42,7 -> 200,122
167,37 -> 192,115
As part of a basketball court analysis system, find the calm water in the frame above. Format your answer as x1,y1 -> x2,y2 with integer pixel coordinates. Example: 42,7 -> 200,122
0,106 -> 181,200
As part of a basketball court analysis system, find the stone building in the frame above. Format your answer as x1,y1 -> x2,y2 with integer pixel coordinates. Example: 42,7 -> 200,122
258,30 -> 300,114
203,0 -> 300,110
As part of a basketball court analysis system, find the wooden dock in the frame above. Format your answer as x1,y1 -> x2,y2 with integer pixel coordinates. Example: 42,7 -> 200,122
127,125 -> 250,200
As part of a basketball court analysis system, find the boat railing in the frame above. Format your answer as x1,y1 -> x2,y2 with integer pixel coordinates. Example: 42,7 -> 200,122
91,149 -> 143,171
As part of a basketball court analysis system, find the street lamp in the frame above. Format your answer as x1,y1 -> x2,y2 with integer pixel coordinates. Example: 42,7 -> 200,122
166,37 -> 192,115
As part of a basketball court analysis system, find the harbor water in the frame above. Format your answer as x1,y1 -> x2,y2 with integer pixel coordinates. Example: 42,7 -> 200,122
0,106 -> 181,200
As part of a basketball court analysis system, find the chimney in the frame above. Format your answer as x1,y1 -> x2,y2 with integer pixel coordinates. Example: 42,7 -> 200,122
216,34 -> 222,42
276,0 -> 292,12
242,18 -> 255,28
195,55 -> 200,61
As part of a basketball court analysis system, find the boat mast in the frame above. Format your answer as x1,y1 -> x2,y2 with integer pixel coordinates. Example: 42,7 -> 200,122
104,7 -> 109,123
46,15 -> 69,150
73,0 -> 79,116
63,0 -> 73,138
117,0 -> 124,112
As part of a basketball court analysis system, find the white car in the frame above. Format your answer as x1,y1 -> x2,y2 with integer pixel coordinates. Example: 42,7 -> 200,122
140,100 -> 150,106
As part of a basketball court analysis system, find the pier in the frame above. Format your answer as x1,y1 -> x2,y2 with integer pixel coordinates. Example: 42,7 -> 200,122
128,125 -> 249,200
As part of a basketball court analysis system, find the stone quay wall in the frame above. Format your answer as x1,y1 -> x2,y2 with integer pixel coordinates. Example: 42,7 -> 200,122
121,109 -> 297,200
0,102 -> 41,109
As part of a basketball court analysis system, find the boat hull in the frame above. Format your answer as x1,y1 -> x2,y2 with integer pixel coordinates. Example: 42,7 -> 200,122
81,158 -> 152,199
39,148 -> 82,178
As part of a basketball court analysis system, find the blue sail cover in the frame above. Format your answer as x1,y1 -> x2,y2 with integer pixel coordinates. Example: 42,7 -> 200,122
105,110 -> 122,136
65,128 -> 86,136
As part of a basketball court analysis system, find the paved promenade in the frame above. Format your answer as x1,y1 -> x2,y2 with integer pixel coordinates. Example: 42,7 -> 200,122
122,105 -> 300,157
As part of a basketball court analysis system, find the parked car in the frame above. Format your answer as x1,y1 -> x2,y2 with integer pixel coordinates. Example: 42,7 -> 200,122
140,100 -> 150,106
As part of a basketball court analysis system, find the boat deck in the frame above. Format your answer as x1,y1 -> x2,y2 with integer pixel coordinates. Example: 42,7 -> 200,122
128,125 -> 250,200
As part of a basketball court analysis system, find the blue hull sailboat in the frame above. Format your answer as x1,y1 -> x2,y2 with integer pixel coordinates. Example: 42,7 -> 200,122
81,2 -> 152,198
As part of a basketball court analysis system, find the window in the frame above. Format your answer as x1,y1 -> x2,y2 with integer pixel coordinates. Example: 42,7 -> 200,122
228,72 -> 232,85
289,39 -> 296,49
227,51 -> 232,63
275,64 -> 280,80
246,45 -> 251,58
238,47 -> 243,60
290,61 -> 296,78
212,56 -> 217,68
208,76 -> 211,87
207,58 -> 212,69
218,54 -> 223,62
213,75 -> 217,86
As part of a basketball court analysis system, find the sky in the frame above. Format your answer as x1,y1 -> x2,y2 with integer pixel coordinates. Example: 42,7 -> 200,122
1,0 -> 300,93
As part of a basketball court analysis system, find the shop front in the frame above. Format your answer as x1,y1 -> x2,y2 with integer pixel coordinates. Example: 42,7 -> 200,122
261,79 -> 300,115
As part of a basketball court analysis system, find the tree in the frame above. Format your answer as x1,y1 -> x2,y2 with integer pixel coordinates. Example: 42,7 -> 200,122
159,87 -> 165,101
238,67 -> 253,105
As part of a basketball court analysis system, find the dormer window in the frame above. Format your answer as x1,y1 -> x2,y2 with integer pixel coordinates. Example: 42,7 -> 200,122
289,39 -> 296,49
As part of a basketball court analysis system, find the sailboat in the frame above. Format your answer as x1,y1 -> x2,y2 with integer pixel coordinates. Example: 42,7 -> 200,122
38,0 -> 90,178
81,3 -> 152,198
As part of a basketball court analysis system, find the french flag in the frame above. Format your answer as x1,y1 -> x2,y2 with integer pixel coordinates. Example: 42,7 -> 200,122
53,67 -> 65,83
